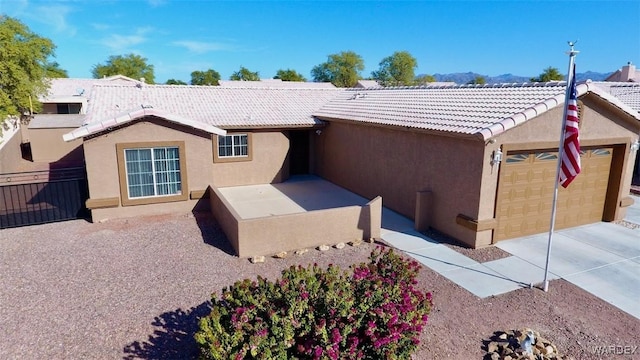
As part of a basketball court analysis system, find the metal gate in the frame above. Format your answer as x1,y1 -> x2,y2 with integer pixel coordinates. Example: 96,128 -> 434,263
0,167 -> 89,229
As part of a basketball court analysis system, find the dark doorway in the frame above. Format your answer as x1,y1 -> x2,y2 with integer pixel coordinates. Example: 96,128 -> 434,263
289,130 -> 310,175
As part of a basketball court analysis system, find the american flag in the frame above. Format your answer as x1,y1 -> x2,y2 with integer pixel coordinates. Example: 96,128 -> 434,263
559,67 -> 581,188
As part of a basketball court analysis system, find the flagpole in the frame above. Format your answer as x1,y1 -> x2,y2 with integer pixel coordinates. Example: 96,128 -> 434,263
542,42 -> 579,292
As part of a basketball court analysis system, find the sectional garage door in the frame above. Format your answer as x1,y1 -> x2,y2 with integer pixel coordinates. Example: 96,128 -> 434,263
494,147 -> 613,241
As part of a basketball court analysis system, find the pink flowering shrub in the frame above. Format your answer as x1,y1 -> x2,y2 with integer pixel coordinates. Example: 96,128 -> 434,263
195,247 -> 432,359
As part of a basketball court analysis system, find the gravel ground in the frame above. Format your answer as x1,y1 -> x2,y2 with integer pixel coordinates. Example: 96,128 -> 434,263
1,213 -> 638,359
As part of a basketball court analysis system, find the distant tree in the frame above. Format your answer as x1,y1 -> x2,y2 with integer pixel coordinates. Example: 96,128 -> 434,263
0,16 -> 55,128
371,51 -> 418,86
530,66 -> 564,82
467,76 -> 486,85
274,69 -> 306,82
190,69 -> 221,85
92,53 -> 155,84
45,61 -> 68,78
311,51 -> 364,87
230,66 -> 260,81
166,78 -> 187,85
414,74 -> 436,85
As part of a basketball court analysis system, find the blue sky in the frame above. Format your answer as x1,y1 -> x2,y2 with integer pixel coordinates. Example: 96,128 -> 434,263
3,0 -> 639,83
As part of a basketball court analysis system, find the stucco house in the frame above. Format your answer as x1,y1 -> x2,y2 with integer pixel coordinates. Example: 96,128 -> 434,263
605,62 -> 639,82
313,82 -> 640,248
62,81 -> 639,251
3,77 -> 639,256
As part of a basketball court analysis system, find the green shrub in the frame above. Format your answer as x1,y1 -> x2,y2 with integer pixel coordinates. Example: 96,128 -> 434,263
195,247 -> 432,359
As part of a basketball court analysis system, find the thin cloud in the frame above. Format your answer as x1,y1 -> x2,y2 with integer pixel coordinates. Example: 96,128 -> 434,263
172,40 -> 237,54
5,1 -> 77,36
102,27 -> 154,53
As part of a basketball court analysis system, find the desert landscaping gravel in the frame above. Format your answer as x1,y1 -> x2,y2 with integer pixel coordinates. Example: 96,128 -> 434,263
1,213 -> 638,359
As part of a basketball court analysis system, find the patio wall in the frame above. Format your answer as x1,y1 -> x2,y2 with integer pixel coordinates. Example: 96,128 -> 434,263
0,126 -> 24,174
210,186 -> 382,257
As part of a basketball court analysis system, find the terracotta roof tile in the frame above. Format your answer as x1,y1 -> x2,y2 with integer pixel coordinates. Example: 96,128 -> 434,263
83,84 -> 342,128
41,77 -> 140,101
592,82 -> 640,114
314,82 -> 640,140
218,79 -> 335,89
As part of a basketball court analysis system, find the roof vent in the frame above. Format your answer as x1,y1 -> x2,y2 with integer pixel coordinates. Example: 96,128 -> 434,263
75,88 -> 85,96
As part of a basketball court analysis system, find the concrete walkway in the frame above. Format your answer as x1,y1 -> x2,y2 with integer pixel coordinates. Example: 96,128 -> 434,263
380,195 -> 640,319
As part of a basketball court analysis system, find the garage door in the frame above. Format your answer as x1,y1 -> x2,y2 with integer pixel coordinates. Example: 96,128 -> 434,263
494,147 -> 612,242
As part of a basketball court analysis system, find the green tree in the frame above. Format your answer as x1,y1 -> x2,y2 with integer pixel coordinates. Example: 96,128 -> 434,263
0,16 -> 55,126
467,76 -> 486,85
414,74 -> 436,85
45,61 -> 68,78
371,51 -> 418,86
530,66 -> 564,82
274,68 -> 306,82
165,79 -> 187,85
311,51 -> 364,87
92,53 -> 155,84
190,69 -> 221,85
230,66 -> 260,81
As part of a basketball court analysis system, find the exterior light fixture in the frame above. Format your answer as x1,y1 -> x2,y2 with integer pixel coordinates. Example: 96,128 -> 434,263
631,139 -> 640,152
491,147 -> 503,165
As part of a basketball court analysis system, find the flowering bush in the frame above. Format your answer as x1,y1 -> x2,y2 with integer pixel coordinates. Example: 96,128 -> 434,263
195,247 -> 432,359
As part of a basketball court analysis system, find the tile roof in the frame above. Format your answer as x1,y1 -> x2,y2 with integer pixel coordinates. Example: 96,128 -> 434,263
313,81 -> 640,140
218,79 -> 336,89
82,84 -> 342,129
41,77 -> 140,102
63,107 -> 226,141
592,82 -> 640,114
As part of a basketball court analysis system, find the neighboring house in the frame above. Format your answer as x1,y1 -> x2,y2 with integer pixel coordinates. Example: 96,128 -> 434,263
354,80 -> 382,88
18,76 -> 141,169
605,62 -> 640,82
313,82 -> 640,248
218,79 -> 336,89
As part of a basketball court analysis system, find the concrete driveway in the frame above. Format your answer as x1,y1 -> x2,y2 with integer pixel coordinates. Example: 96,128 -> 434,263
382,195 -> 640,319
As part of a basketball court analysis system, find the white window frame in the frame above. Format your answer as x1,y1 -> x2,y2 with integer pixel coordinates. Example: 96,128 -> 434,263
124,147 -> 182,199
218,134 -> 249,158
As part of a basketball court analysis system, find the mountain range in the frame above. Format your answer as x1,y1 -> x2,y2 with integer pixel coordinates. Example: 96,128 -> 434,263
428,71 -> 612,84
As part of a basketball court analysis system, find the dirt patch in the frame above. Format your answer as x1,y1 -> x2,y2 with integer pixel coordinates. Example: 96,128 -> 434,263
0,213 -> 637,359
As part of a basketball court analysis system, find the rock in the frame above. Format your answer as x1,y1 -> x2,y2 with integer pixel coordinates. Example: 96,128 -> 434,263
294,249 -> 309,255
349,239 -> 362,246
98,218 -> 109,223
250,256 -> 265,263
273,251 -> 287,259
487,342 -> 500,353
544,345 -> 555,355
490,353 -> 499,360
498,332 -> 508,340
334,242 -> 346,249
365,237 -> 376,243
318,245 -> 330,251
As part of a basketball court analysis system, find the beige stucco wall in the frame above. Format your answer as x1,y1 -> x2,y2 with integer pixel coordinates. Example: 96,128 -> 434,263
27,128 -> 83,164
0,128 -> 24,174
84,118 -> 292,221
211,185 -> 382,257
479,96 -> 640,243
211,130 -> 290,187
315,120 -> 486,247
